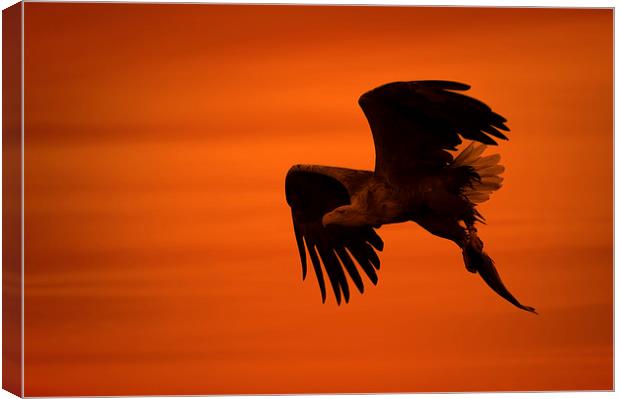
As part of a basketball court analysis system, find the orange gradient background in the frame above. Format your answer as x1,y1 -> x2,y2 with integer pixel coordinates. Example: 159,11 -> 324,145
23,4 -> 612,396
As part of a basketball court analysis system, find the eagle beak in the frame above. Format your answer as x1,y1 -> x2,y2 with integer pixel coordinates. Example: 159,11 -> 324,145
321,212 -> 334,227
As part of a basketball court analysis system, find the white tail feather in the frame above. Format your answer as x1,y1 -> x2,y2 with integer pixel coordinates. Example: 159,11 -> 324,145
480,175 -> 503,185
451,142 -> 505,204
452,143 -> 486,167
472,154 -> 501,168
478,165 -> 505,177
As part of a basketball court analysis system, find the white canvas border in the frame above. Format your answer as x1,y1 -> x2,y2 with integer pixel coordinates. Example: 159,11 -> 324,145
0,1 -> 615,398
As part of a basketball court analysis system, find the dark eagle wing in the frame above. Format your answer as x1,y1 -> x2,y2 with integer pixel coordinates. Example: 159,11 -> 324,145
358,80 -> 510,179
285,164 -> 384,304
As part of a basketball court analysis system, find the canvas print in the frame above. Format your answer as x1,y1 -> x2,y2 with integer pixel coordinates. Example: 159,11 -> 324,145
2,2 -> 613,396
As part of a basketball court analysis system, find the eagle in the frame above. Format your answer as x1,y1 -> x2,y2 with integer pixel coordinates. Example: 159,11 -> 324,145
284,80 -> 536,313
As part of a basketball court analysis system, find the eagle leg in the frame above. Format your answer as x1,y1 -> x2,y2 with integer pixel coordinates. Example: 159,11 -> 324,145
462,216 -> 485,273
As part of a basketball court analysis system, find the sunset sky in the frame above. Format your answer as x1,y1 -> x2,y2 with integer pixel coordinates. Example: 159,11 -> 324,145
22,4 -> 612,396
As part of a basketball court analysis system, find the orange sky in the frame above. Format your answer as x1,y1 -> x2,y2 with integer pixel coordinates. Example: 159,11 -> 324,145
23,4 -> 612,396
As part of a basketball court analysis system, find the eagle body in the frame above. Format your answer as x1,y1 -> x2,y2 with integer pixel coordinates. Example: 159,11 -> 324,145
285,80 -> 535,313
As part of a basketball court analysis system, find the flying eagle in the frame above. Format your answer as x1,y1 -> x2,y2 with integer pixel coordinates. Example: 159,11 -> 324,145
284,80 -> 535,313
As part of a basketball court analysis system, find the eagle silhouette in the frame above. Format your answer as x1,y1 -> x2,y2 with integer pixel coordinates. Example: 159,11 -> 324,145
285,80 -> 535,313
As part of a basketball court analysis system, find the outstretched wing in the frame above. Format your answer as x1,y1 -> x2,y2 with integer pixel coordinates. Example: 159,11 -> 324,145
358,80 -> 510,179
285,164 -> 384,304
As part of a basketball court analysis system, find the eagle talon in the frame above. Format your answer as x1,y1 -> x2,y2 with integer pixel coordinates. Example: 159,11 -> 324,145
462,251 -> 477,273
